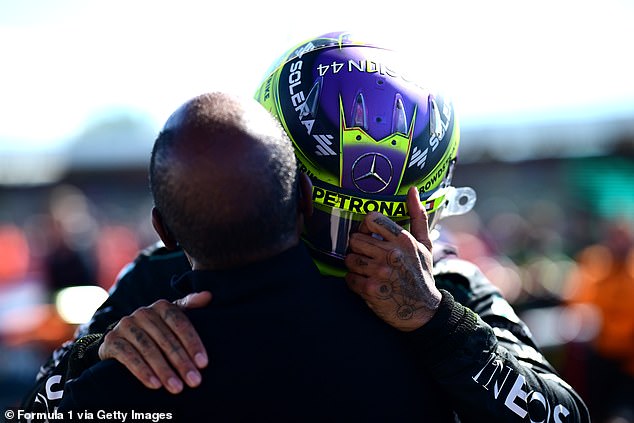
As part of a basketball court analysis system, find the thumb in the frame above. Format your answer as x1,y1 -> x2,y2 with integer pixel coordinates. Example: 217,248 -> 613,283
174,291 -> 212,309
407,186 -> 432,251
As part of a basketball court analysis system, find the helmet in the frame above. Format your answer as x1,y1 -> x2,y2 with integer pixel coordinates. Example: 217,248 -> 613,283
255,31 -> 475,275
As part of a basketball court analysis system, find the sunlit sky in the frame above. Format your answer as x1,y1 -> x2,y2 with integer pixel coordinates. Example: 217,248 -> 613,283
1,0 -> 634,152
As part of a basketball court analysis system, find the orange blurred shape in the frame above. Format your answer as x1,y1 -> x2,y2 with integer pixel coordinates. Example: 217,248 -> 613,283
96,225 -> 139,290
0,224 -> 30,284
0,304 -> 76,351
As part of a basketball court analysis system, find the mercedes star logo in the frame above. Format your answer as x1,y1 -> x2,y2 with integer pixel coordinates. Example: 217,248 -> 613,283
351,153 -> 394,194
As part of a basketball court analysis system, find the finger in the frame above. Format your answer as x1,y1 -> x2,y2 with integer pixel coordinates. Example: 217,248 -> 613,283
348,232 -> 392,257
154,300 -> 208,369
345,272 -> 387,306
362,212 -> 404,241
344,253 -> 388,279
174,291 -> 212,309
157,300 -> 208,368
117,313 -> 187,394
356,218 -> 371,235
345,271 -> 369,297
407,186 -> 431,251
98,334 -> 162,391
137,304 -> 206,387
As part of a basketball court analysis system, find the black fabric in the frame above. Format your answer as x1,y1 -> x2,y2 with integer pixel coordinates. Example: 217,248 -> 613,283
24,241 -> 590,422
405,289 -> 479,364
78,243 -> 190,336
58,243 -> 454,422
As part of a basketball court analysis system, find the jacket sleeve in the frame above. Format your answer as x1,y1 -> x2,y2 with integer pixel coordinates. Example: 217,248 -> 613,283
19,334 -> 103,419
19,244 -> 189,414
409,257 -> 590,422
79,243 -> 189,335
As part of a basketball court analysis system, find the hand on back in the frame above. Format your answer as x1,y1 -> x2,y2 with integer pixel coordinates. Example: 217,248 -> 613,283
98,291 -> 211,394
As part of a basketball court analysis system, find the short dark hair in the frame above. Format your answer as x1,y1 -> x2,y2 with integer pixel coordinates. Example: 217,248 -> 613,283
149,93 -> 298,268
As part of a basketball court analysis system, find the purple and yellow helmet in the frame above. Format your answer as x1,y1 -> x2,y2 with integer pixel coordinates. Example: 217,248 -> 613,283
255,31 -> 475,275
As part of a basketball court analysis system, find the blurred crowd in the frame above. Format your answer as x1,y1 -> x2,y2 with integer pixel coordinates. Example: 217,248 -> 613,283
0,182 -> 154,410
0,155 -> 633,422
442,209 -> 634,422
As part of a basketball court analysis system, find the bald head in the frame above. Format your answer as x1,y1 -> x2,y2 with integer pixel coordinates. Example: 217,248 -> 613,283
149,92 -> 299,269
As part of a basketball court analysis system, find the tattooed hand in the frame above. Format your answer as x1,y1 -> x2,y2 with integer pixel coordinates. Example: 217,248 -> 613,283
98,291 -> 211,394
345,186 -> 441,332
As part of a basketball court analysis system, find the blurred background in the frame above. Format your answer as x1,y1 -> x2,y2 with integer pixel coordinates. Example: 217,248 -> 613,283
1,0 -> 633,421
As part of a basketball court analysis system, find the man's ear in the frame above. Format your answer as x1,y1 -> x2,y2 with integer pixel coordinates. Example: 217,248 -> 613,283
298,172 -> 313,219
151,207 -> 179,250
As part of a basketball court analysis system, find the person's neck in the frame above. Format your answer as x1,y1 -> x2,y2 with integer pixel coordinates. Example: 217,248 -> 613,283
191,234 -> 301,271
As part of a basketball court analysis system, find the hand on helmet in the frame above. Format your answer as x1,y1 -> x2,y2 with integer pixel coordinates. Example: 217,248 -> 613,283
345,187 -> 441,331
98,291 -> 211,394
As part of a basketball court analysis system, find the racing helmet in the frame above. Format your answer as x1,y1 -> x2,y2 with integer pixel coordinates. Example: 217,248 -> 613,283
255,31 -> 475,275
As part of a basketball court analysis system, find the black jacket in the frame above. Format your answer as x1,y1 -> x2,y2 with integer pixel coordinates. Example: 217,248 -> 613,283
59,243 -> 456,421
24,242 -> 590,422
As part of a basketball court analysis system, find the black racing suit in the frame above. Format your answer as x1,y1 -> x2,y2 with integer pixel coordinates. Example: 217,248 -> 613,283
20,242 -> 590,422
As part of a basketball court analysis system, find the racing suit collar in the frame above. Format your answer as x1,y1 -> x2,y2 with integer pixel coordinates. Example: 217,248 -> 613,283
170,242 -> 320,303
